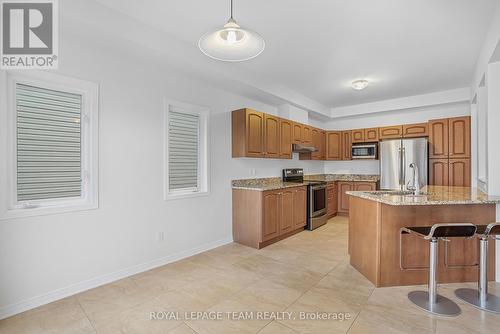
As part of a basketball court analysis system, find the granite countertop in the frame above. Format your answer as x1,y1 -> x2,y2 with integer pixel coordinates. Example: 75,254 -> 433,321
346,185 -> 500,206
232,174 -> 379,191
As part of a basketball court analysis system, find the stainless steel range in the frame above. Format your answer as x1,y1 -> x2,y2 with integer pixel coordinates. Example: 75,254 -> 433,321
282,168 -> 328,230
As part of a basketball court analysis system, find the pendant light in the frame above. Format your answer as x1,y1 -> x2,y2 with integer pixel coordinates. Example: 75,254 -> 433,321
198,0 -> 265,62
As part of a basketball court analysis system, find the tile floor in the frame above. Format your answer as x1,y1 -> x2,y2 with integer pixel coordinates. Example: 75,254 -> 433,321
1,216 -> 500,333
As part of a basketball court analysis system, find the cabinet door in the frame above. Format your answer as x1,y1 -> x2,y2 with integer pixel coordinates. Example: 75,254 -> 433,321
449,159 -> 471,187
429,118 -> 449,158
262,191 -> 281,241
264,115 -> 280,158
341,131 -> 352,160
449,116 -> 470,158
353,182 -> 376,191
320,131 -> 326,160
302,125 -> 312,145
279,119 -> 292,159
293,188 -> 307,229
327,183 -> 337,216
403,123 -> 428,138
281,190 -> 294,233
364,128 -> 379,142
292,122 -> 302,144
311,128 -> 321,159
326,131 -> 342,160
429,159 -> 449,186
245,110 -> 264,157
379,125 -> 403,139
352,129 -> 365,143
337,182 -> 353,213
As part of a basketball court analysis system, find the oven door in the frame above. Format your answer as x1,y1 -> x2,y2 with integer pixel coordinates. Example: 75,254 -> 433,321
310,185 -> 327,217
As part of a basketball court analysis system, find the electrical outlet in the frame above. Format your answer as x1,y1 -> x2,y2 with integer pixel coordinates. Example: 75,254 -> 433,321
156,231 -> 165,242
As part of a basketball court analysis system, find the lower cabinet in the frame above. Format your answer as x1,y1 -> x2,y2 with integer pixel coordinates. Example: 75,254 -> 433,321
233,186 -> 307,249
327,182 -> 337,218
338,181 -> 377,215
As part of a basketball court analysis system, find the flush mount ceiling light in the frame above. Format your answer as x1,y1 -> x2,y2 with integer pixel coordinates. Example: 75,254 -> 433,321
351,79 -> 369,90
198,0 -> 265,62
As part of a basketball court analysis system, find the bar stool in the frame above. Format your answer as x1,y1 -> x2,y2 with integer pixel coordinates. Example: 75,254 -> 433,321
401,223 -> 477,316
455,222 -> 500,313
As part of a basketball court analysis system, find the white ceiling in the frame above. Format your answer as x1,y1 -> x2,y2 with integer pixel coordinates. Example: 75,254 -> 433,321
93,0 -> 496,109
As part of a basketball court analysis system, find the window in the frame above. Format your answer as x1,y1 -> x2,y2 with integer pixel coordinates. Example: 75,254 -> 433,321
164,99 -> 209,200
1,72 -> 98,219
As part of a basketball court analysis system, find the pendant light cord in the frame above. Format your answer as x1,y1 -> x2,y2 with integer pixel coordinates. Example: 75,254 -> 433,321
230,0 -> 233,19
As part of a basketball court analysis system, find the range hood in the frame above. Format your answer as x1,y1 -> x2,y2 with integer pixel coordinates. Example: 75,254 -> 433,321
292,143 -> 318,153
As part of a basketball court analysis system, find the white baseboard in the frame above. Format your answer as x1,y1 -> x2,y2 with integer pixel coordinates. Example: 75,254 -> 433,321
0,236 -> 233,320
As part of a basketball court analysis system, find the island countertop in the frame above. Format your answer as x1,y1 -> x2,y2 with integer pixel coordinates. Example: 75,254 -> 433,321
346,185 -> 500,205
232,174 -> 379,191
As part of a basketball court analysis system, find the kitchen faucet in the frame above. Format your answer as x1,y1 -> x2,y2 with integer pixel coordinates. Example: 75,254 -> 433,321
407,163 -> 420,195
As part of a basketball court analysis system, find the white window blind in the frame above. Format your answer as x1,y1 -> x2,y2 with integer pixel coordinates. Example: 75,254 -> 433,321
168,108 -> 200,191
16,83 -> 82,202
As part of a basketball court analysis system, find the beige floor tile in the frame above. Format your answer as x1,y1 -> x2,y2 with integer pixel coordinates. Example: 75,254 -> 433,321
167,323 -> 199,334
257,321 -> 299,334
0,297 -> 95,334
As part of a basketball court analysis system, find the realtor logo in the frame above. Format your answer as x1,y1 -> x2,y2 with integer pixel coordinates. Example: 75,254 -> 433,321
1,0 -> 58,69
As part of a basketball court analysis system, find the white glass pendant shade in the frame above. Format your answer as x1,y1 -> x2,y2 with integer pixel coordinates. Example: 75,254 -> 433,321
199,4 -> 265,62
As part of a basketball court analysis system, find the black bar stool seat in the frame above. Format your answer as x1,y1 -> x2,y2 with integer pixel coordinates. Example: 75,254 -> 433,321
402,223 -> 476,317
455,222 -> 500,313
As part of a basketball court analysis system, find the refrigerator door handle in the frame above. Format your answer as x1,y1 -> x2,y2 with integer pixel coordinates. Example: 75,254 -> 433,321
398,147 -> 403,187
402,147 -> 406,189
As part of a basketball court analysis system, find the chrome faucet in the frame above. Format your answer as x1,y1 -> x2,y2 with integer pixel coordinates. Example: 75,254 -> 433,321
407,163 -> 420,194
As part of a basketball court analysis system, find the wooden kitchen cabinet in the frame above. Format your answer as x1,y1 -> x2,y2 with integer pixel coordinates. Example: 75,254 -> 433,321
449,158 -> 471,187
352,129 -> 365,143
448,116 -> 470,158
320,131 -> 326,160
403,123 -> 428,138
429,159 -> 449,186
302,125 -> 312,145
232,108 -> 264,157
429,118 -> 449,158
264,114 -> 280,158
341,131 -> 352,160
279,118 -> 292,159
379,125 -> 403,139
233,186 -> 307,249
354,182 -> 377,191
262,191 -> 281,241
326,131 -> 342,160
337,182 -> 353,214
327,182 -> 337,218
292,122 -> 302,144
293,187 -> 307,229
311,128 -> 321,160
364,128 -> 379,142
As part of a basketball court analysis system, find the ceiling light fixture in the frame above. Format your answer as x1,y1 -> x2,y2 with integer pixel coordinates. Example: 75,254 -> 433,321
198,0 -> 265,62
351,79 -> 369,90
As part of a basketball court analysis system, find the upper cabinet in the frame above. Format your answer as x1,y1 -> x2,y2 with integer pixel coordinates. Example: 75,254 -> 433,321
326,131 -> 342,160
352,129 -> 364,143
448,116 -> 470,158
379,125 -> 403,140
320,131 -> 326,160
264,114 -> 280,158
364,128 -> 379,142
302,125 -> 312,145
279,119 -> 292,159
292,122 -> 302,144
403,123 -> 428,138
341,131 -> 352,160
429,118 -> 449,158
232,108 -> 264,158
310,128 -> 322,160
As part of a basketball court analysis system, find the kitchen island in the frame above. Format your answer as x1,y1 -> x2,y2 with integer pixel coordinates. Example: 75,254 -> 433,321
347,186 -> 500,287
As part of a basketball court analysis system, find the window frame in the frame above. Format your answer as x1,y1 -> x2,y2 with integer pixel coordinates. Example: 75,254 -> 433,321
1,71 -> 99,219
163,99 -> 210,201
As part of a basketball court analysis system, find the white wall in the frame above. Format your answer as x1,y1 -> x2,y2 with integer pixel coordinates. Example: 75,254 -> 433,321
322,102 -> 471,174
0,20 -> 327,318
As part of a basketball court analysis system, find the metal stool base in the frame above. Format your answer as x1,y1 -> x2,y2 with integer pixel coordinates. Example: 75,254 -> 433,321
455,288 -> 500,314
408,291 -> 461,316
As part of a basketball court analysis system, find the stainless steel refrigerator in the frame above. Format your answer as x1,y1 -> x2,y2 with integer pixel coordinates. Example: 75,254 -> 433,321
379,138 -> 428,190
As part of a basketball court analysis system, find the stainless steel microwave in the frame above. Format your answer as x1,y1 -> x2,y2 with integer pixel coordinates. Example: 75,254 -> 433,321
352,143 -> 378,159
